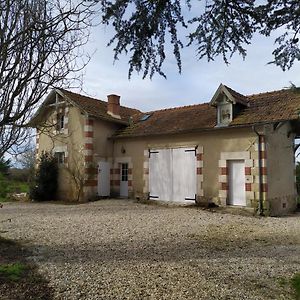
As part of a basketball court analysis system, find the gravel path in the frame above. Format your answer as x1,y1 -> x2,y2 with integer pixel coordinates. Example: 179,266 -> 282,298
1,200 -> 300,299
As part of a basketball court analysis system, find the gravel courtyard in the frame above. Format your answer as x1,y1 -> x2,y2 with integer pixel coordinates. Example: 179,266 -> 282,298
1,199 -> 300,299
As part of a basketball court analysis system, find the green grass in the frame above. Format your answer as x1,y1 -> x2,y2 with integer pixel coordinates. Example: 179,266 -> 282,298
0,177 -> 29,202
292,273 -> 300,300
0,262 -> 27,281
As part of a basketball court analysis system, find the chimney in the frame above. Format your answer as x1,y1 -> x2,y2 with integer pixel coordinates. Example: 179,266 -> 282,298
107,94 -> 121,119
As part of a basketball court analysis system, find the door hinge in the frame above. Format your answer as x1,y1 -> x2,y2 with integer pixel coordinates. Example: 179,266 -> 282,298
149,195 -> 159,199
148,149 -> 159,158
185,194 -> 197,201
184,145 -> 198,156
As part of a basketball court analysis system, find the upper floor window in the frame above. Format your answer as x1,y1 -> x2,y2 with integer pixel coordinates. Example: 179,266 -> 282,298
55,152 -> 65,164
217,102 -> 232,126
56,113 -> 64,131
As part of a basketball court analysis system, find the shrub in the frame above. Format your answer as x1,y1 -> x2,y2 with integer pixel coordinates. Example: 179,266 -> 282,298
0,173 -> 9,200
30,152 -> 58,201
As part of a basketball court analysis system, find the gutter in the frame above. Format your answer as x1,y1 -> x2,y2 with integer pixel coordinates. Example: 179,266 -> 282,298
252,125 -> 264,216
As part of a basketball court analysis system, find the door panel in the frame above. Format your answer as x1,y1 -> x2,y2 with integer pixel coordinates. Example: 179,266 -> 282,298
172,148 -> 197,202
98,161 -> 110,197
149,147 -> 196,202
149,149 -> 172,200
228,160 -> 246,206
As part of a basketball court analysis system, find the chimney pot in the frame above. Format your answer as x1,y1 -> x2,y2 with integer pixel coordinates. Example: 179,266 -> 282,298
107,94 -> 121,119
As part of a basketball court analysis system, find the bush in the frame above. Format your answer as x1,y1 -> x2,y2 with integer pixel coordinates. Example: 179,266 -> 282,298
0,173 -> 9,200
30,152 -> 58,201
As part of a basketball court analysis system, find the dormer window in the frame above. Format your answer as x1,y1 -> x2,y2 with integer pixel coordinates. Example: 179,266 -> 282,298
210,84 -> 249,127
217,101 -> 232,126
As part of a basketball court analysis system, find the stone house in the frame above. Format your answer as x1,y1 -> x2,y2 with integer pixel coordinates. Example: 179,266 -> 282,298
31,84 -> 300,215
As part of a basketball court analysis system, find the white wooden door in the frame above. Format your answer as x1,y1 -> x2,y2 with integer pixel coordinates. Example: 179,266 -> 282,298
149,149 -> 172,201
149,148 -> 196,202
172,148 -> 197,202
120,163 -> 129,197
98,161 -> 110,197
228,160 -> 246,206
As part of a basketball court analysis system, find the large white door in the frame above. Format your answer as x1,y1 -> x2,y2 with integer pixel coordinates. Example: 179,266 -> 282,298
228,160 -> 246,206
98,161 -> 110,197
149,147 -> 197,202
120,163 -> 129,197
149,149 -> 172,200
172,148 -> 197,202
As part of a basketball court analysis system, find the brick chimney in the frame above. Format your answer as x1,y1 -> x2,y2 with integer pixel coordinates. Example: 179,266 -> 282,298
107,94 -> 121,119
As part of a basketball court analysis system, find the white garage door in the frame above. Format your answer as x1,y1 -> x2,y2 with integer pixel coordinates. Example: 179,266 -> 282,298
149,147 -> 197,202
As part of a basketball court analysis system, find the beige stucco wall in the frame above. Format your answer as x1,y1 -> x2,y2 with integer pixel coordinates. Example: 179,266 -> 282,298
37,105 -> 86,201
265,122 -> 297,215
113,127 -> 260,204
93,119 -> 121,160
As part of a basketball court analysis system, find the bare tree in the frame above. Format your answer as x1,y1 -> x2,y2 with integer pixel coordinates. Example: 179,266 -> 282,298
64,147 -> 92,202
0,0 -> 95,157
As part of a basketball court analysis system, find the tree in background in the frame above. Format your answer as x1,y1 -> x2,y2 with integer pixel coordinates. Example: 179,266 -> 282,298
30,152 -> 58,201
0,0 -> 95,157
99,0 -> 300,78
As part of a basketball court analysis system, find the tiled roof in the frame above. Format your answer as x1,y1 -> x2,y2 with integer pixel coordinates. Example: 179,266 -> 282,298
59,89 -> 140,124
114,87 -> 300,138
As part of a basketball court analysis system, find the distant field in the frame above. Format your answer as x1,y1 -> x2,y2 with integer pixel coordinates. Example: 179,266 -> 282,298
0,175 -> 29,202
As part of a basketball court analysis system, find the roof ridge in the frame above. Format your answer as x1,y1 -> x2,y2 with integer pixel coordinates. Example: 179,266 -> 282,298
246,88 -> 295,98
58,88 -> 140,112
144,102 -> 209,114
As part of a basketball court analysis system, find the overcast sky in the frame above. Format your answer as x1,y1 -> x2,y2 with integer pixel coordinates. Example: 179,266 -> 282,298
79,23 -> 300,113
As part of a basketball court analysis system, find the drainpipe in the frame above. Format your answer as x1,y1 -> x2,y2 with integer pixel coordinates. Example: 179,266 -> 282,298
252,126 -> 264,216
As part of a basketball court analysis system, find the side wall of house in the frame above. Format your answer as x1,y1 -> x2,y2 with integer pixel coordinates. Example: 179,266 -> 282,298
265,122 -> 297,215
37,105 -> 85,201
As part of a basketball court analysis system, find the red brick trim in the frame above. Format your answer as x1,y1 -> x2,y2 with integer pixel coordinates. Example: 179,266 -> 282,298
245,167 -> 251,175
84,180 -> 97,187
114,168 -> 120,174
128,168 -> 132,175
85,119 -> 94,126
85,131 -> 93,137
261,167 -> 267,175
85,167 -> 97,175
114,180 -> 120,186
196,153 -> 203,161
128,180 -> 132,187
197,167 -> 202,175
221,183 -> 228,190
220,167 -> 228,175
85,155 -> 93,162
245,183 -> 252,191
261,183 -> 268,192
85,143 -> 93,150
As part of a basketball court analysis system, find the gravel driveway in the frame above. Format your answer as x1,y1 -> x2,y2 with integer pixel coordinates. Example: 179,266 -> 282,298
1,199 -> 300,299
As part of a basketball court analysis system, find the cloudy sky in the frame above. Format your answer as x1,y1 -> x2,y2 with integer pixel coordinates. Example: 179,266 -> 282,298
79,21 -> 300,113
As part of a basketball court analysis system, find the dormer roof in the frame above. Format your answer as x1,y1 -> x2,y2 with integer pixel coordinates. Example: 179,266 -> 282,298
210,84 -> 249,107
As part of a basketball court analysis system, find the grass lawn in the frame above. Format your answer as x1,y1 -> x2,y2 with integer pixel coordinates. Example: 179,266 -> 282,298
292,273 -> 300,300
0,176 -> 29,202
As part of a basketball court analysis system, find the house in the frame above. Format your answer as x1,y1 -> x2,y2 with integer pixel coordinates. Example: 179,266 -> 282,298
31,84 -> 300,216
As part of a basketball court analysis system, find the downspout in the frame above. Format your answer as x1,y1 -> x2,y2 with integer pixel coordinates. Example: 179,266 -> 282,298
252,126 -> 264,216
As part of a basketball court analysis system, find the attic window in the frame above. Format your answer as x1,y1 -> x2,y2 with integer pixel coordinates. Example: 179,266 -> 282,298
140,114 -> 151,121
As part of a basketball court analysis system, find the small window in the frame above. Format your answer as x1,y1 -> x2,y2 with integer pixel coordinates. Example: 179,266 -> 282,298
57,113 -> 64,131
121,163 -> 128,182
55,152 -> 65,164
